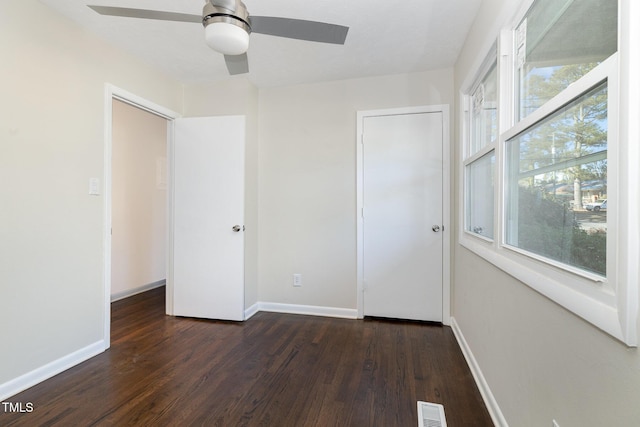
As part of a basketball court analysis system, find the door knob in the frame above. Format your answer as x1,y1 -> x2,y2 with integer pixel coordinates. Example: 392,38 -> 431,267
232,225 -> 243,232
432,225 -> 441,232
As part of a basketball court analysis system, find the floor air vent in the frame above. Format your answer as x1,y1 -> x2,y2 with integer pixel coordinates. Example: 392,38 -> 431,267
417,401 -> 447,427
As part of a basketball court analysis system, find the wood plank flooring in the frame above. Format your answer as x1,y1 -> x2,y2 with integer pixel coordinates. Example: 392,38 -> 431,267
1,287 -> 493,426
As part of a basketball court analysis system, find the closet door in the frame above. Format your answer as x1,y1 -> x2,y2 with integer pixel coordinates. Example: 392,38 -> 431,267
361,111 -> 443,322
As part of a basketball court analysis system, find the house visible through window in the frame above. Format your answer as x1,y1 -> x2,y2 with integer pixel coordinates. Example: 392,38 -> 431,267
505,81 -> 608,276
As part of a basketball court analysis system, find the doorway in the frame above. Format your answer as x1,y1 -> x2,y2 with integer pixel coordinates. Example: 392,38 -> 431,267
110,99 -> 168,302
356,105 -> 450,323
103,85 -> 179,349
103,86 -> 248,349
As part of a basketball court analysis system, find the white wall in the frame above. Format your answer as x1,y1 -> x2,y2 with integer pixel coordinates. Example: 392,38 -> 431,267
111,100 -> 167,299
258,70 -> 453,309
452,0 -> 640,425
182,78 -> 260,309
0,0 -> 182,388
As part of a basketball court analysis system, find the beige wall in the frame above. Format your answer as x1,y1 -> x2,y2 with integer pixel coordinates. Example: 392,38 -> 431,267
0,0 -> 182,385
183,79 -> 260,309
0,0 -> 452,399
453,0 -> 640,425
258,70 -> 453,308
11,1 -> 640,424
111,100 -> 167,298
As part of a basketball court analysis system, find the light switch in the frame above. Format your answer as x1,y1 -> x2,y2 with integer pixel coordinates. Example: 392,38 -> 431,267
89,178 -> 100,196
156,157 -> 167,190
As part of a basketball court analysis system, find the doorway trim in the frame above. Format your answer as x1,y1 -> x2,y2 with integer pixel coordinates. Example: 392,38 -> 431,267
102,84 -> 180,349
356,105 -> 451,324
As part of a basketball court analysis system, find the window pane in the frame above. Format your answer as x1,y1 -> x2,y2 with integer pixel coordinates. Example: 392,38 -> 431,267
505,82 -> 607,276
471,63 -> 498,154
516,0 -> 617,120
466,151 -> 495,239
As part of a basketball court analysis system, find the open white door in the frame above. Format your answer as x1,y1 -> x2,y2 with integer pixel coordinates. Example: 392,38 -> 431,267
172,116 -> 245,321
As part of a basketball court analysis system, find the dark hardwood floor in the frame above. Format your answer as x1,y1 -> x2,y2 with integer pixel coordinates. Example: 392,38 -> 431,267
1,287 -> 493,426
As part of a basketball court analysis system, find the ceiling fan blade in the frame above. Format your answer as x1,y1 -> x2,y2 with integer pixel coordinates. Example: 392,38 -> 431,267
88,6 -> 201,24
250,16 -> 348,45
225,54 -> 249,75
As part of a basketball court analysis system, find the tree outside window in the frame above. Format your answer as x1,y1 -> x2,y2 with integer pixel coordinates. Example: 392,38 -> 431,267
505,81 -> 607,276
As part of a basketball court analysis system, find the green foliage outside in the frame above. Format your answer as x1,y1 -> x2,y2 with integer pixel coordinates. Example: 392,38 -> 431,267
516,187 -> 606,276
510,61 -> 608,277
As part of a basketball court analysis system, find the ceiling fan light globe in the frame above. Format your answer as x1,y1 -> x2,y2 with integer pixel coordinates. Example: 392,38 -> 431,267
205,22 -> 250,55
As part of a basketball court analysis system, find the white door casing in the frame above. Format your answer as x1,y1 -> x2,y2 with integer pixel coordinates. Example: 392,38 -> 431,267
104,85 -> 180,349
172,116 -> 246,321
356,106 -> 450,322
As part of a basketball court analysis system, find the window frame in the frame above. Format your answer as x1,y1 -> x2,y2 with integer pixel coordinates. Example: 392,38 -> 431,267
502,57 -> 616,284
463,45 -> 498,242
459,0 -> 639,346
465,150 -> 496,240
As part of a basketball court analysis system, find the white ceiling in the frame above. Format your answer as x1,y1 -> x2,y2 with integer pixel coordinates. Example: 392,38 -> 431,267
39,0 -> 482,88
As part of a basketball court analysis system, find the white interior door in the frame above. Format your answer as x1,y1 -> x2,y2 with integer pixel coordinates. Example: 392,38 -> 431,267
172,116 -> 245,321
362,111 -> 444,322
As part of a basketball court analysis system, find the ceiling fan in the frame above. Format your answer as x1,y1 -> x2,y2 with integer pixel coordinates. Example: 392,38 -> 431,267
88,0 -> 349,75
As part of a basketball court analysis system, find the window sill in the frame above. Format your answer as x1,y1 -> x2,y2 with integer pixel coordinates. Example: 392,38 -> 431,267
459,234 -> 634,346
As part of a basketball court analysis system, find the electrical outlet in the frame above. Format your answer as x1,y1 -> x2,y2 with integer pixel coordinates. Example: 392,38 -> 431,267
293,274 -> 302,287
553,420 -> 560,427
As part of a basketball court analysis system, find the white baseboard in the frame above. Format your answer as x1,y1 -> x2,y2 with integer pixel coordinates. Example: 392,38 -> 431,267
0,340 -> 105,402
257,302 -> 358,319
244,302 -> 260,320
450,317 -> 508,427
111,279 -> 166,302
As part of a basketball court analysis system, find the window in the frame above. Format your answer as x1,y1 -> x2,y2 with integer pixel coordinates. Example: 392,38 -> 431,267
464,55 -> 497,239
471,63 -> 498,154
507,0 -> 615,276
466,151 -> 495,239
505,81 -> 608,276
516,0 -> 618,120
460,0 -> 639,345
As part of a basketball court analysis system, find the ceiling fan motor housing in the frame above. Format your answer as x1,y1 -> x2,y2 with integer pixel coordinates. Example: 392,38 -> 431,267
202,0 -> 251,55
203,0 -> 251,32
